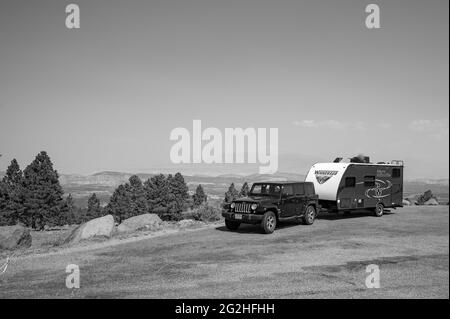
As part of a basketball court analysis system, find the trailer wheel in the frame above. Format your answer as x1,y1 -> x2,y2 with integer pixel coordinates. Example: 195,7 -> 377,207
374,203 -> 384,217
302,205 -> 316,225
225,219 -> 241,231
261,211 -> 277,234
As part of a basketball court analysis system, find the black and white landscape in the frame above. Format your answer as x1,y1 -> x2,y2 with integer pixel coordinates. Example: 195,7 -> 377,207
0,0 -> 448,301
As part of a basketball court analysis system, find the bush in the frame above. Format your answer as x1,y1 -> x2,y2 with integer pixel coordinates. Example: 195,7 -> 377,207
191,203 -> 222,222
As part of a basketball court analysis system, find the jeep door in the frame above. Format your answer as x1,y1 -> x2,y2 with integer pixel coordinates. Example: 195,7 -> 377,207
293,183 -> 307,215
280,185 -> 297,217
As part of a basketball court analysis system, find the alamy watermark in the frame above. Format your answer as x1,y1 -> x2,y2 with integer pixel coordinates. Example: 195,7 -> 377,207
169,120 -> 279,174
66,264 -> 80,289
365,264 -> 380,288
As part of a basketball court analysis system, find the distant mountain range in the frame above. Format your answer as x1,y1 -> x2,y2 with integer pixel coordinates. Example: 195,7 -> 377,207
0,170 -> 448,206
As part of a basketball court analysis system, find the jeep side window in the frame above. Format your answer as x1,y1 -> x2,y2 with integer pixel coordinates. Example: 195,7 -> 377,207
305,183 -> 314,195
392,168 -> 401,178
283,185 -> 294,196
345,177 -> 356,187
364,176 -> 376,187
294,184 -> 305,196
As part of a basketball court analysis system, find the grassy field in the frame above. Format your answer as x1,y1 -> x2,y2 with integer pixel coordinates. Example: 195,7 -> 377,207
0,205 -> 448,298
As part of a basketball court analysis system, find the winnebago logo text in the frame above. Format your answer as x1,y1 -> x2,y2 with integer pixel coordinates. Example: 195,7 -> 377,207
314,170 -> 338,184
170,120 -> 278,174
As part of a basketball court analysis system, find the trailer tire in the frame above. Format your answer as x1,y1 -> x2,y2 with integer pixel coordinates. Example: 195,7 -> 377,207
374,203 -> 384,217
261,211 -> 277,234
302,205 -> 316,225
225,219 -> 241,231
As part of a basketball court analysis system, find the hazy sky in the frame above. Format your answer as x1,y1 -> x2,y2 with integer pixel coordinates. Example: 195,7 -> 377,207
0,0 -> 448,179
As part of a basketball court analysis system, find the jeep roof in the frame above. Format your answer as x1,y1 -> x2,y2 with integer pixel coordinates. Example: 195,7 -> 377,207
252,181 -> 313,185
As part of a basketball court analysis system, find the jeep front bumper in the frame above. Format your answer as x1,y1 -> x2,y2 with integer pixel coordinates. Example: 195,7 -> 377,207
222,212 -> 263,224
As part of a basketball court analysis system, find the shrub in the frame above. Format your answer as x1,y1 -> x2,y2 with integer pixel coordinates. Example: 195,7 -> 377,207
191,203 -> 222,222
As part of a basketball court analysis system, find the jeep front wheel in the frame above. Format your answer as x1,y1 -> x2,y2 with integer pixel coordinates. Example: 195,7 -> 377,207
303,205 -> 316,225
261,211 -> 277,234
225,219 -> 241,231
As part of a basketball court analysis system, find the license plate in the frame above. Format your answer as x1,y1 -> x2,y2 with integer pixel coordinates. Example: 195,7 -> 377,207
234,214 -> 242,220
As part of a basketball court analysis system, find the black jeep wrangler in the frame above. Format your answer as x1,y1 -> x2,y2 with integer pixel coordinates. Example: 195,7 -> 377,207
222,182 -> 320,234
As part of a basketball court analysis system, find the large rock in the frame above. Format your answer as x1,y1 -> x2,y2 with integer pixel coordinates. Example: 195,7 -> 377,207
0,225 -> 32,250
64,215 -> 115,244
117,214 -> 162,233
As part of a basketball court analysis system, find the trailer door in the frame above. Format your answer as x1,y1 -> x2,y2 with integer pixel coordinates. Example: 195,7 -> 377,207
340,176 -> 357,209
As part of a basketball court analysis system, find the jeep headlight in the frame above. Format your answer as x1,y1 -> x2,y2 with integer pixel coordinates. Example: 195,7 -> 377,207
251,203 -> 258,210
230,203 -> 235,209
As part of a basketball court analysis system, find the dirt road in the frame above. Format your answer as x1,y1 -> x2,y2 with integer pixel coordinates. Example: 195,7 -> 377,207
0,206 -> 448,298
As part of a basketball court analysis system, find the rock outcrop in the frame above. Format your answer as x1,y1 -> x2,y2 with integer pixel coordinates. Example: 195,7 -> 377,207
0,225 -> 32,250
117,214 -> 162,233
64,215 -> 116,244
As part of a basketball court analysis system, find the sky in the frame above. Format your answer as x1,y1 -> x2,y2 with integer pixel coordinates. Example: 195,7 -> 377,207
0,0 -> 448,179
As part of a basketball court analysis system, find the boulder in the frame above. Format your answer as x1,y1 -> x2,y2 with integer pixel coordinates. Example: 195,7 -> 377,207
417,190 -> 434,205
423,198 -> 439,206
0,225 -> 32,250
117,214 -> 162,233
64,215 -> 115,244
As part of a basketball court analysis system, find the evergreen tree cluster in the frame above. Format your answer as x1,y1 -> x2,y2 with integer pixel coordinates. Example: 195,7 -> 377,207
224,182 -> 250,203
104,173 -> 193,222
0,152 -> 65,229
0,151 -> 209,228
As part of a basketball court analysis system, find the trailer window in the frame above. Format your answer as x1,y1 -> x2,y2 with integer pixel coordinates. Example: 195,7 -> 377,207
392,168 -> 401,178
345,177 -> 356,187
364,176 -> 376,187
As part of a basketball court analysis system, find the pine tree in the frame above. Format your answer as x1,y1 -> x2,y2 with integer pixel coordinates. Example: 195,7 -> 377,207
87,193 -> 102,219
60,193 -> 77,225
166,173 -> 189,220
127,175 -> 148,218
144,174 -> 170,219
2,159 -> 25,225
239,182 -> 250,198
193,184 -> 207,207
22,151 -> 64,229
104,184 -> 131,223
224,183 -> 239,203
0,180 -> 9,226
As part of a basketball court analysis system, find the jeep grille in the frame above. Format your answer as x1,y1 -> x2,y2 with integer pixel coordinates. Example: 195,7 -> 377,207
234,202 -> 252,213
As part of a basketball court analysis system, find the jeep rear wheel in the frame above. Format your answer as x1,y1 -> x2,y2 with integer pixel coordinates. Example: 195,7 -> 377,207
225,219 -> 240,230
303,205 -> 316,225
374,203 -> 384,217
261,211 -> 277,234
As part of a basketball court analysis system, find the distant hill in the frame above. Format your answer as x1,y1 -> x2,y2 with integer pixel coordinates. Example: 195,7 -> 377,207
2,169 -> 447,207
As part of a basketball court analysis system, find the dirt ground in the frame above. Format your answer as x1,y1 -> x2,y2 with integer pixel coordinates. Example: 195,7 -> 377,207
0,206 -> 448,298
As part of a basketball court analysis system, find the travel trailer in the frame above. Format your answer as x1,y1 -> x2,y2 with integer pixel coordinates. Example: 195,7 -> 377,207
305,156 -> 404,216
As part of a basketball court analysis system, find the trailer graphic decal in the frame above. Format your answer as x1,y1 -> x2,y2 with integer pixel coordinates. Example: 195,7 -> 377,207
314,170 -> 338,184
365,179 -> 392,199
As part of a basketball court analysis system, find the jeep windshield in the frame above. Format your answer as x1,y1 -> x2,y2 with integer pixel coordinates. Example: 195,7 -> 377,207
249,183 -> 282,197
